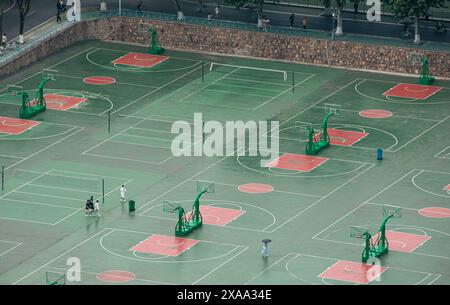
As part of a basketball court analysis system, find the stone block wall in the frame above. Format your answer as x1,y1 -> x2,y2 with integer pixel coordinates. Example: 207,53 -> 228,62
1,16 -> 449,79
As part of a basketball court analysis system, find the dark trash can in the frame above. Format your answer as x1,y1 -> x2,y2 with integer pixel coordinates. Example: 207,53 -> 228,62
129,200 -> 136,212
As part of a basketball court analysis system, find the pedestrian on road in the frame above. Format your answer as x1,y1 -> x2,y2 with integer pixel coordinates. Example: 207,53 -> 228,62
353,2 -> 359,15
56,9 -> 61,23
1,33 -> 7,49
215,6 -> 220,19
137,1 -> 143,14
208,12 -> 213,24
302,17 -> 307,30
289,13 -> 295,28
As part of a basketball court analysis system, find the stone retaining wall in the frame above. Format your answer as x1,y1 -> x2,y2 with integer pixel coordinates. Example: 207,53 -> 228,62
1,16 -> 449,79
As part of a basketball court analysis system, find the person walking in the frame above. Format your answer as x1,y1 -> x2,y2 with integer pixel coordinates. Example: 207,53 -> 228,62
353,1 -> 359,15
208,12 -> 213,24
1,33 -> 7,49
120,185 -> 127,203
215,6 -> 220,19
289,13 -> 295,29
94,200 -> 101,217
137,1 -> 143,15
56,9 -> 61,23
302,16 -> 307,30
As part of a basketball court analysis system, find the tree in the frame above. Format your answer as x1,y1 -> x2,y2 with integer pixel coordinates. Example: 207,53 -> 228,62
385,0 -> 448,44
334,0 -> 346,36
18,0 -> 31,44
172,0 -> 184,20
224,0 -> 267,28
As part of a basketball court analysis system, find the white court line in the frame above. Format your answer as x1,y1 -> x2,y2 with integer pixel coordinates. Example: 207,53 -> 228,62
178,66 -> 239,104
213,82 -> 286,93
27,183 -> 102,195
428,274 -> 442,285
14,169 -> 100,182
137,155 -> 230,214
225,76 -> 292,87
0,170 -> 51,200
264,163 -> 375,233
0,47 -> 95,94
0,154 -> 23,159
192,246 -> 248,285
202,87 -> 274,99
434,146 -> 450,159
50,179 -> 136,225
253,74 -> 316,110
83,152 -> 165,165
97,47 -> 201,63
0,216 -> 53,225
263,79 -> 361,137
52,178 -> 134,225
5,127 -> 84,171
388,116 -> 449,152
411,170 -> 450,199
12,228 -> 110,285
59,74 -> 160,89
364,78 -> 450,91
311,105 -> 441,122
312,169 -> 417,240
189,179 -> 322,198
0,242 -> 22,258
0,198 -> 79,210
15,191 -> 82,202
244,253 -> 296,285
109,139 -> 171,148
108,63 -> 204,115
81,118 -> 148,155
116,134 -> 173,143
45,266 -> 176,285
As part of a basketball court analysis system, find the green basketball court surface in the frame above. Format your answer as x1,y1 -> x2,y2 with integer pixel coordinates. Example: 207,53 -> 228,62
0,40 -> 449,285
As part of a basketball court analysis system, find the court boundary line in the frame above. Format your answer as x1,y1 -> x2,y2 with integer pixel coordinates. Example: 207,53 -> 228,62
0,240 -> 23,258
189,179 -> 322,198
137,155 -> 230,214
108,62 -> 204,115
5,127 -> 85,171
11,228 -> 110,285
192,246 -> 248,285
434,145 -> 450,159
264,163 -> 375,233
253,74 -> 316,110
44,266 -> 176,285
245,251 -> 442,285
0,47 -> 96,94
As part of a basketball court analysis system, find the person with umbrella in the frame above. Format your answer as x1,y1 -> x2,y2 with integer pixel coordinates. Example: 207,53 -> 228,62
261,239 -> 271,257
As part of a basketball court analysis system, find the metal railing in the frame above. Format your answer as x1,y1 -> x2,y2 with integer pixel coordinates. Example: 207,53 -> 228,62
82,9 -> 450,52
1,8 -> 449,69
0,20 -> 75,67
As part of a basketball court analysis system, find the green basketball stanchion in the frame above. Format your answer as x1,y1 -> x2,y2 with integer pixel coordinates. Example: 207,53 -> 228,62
128,200 -> 136,213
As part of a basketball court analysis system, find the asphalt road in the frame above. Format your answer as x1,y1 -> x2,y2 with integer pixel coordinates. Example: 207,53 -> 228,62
2,0 -> 449,44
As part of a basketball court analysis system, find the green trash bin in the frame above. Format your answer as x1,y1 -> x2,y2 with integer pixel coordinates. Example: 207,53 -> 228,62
128,200 -> 136,212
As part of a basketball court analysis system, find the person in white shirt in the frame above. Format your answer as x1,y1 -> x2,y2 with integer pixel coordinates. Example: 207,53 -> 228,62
94,200 -> 101,217
1,34 -> 7,48
120,185 -> 127,202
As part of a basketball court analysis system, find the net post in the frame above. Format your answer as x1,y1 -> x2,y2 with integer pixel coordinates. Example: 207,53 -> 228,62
202,61 -> 204,84
102,179 -> 105,204
292,71 -> 295,93
202,121 -> 205,144
1,166 -> 4,191
108,110 -> 111,134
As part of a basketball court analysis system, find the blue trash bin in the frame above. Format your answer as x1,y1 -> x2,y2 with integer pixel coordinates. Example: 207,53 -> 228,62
377,148 -> 383,160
